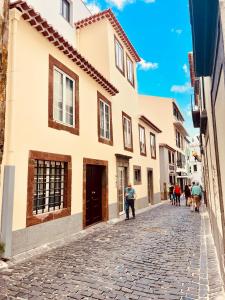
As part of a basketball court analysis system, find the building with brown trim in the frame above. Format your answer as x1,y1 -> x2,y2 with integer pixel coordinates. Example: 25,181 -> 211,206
0,0 -> 164,257
138,95 -> 189,199
189,0 -> 225,284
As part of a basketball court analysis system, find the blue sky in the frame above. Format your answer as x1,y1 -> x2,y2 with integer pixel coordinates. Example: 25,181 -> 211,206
84,0 -> 198,137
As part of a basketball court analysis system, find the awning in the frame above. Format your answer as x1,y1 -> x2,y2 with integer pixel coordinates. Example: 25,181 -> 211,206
189,0 -> 219,77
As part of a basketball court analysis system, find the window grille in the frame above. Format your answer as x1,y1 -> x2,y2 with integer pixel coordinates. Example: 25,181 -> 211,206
33,160 -> 66,215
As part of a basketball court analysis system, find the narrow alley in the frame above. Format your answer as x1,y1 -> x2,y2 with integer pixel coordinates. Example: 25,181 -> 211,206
0,202 -> 224,300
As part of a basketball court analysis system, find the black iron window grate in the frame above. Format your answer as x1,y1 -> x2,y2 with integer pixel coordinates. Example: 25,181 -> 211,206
33,160 -> 66,215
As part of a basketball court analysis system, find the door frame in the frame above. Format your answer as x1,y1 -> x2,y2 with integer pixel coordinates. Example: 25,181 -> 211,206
147,168 -> 154,204
83,158 -> 108,228
117,166 -> 127,215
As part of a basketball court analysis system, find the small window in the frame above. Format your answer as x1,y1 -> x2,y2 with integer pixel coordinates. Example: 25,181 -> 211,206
168,151 -> 171,164
115,37 -> 124,74
134,166 -> 141,185
61,0 -> 71,22
98,92 -> 113,146
150,133 -> 156,159
126,55 -> 134,86
53,67 -> 75,127
193,164 -> 197,172
122,112 -> 133,151
139,125 -> 146,155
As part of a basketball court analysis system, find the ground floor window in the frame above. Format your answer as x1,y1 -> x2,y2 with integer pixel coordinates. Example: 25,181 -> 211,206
27,151 -> 72,227
33,160 -> 66,215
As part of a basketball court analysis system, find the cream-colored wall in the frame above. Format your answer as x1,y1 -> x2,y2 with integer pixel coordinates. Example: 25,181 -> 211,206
203,76 -> 223,238
3,10 -> 161,232
5,13 -> 119,231
77,17 -> 159,201
77,19 -> 110,79
138,96 -> 175,148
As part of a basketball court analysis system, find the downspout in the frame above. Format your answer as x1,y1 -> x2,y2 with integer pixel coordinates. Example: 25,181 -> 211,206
0,7 -> 21,258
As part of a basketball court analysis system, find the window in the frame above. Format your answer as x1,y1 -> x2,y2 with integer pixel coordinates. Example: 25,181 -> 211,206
27,151 -> 71,227
139,125 -> 146,155
168,151 -> 172,164
193,164 -> 197,172
49,55 -> 79,135
150,133 -> 156,159
53,67 -> 74,127
122,112 -> 133,151
33,160 -> 66,215
172,153 -> 175,164
134,166 -> 141,185
176,130 -> 181,148
61,0 -> 71,22
126,55 -> 134,86
97,92 -> 113,146
115,36 -> 124,74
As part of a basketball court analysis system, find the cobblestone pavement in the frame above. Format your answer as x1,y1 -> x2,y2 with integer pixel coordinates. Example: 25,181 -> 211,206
0,202 -> 224,300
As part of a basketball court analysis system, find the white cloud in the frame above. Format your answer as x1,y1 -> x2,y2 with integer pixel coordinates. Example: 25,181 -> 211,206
144,0 -> 156,3
106,0 -> 134,10
183,64 -> 188,74
138,58 -> 159,71
170,82 -> 192,93
83,0 -> 101,14
171,28 -> 183,35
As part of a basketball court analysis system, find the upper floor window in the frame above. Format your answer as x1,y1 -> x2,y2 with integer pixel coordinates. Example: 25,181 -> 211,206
122,112 -> 133,151
49,55 -> 79,135
61,0 -> 71,23
126,55 -> 134,86
176,129 -> 181,148
97,92 -> 113,146
150,133 -> 156,159
115,36 -> 124,75
139,125 -> 146,156
54,67 -> 74,127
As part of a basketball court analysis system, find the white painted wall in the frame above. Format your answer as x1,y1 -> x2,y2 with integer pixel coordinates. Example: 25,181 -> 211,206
10,0 -> 91,47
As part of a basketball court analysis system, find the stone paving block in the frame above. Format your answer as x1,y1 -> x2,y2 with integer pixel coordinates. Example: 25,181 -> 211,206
0,203 -> 224,299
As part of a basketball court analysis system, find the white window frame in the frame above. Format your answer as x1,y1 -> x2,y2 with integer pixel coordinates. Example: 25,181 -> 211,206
123,116 -> 132,149
139,126 -> 146,154
60,0 -> 72,23
115,37 -> 124,73
53,66 -> 75,128
99,99 -> 111,140
150,133 -> 156,158
127,55 -> 134,85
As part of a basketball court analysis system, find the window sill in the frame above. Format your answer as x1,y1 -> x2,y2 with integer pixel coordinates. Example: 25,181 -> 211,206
124,146 -> 133,152
26,208 -> 71,227
99,136 -> 113,146
49,119 -> 79,135
140,152 -> 147,157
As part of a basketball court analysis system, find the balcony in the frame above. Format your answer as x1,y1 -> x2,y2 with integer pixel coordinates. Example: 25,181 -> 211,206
200,109 -> 207,135
192,105 -> 200,128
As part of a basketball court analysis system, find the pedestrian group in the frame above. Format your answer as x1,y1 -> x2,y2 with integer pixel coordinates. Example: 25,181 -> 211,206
169,182 -> 202,212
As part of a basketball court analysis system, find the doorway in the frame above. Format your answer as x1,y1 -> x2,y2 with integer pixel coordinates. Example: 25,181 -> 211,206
83,159 -> 108,228
147,169 -> 154,204
118,167 -> 127,214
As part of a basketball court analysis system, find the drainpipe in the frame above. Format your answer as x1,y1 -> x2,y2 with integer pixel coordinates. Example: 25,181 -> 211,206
0,7 -> 21,258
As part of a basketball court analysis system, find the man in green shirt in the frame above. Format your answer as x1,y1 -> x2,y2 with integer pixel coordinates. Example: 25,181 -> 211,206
125,183 -> 136,220
191,182 -> 202,212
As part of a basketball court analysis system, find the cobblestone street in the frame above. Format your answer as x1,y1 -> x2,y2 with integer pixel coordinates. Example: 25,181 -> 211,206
0,202 -> 224,300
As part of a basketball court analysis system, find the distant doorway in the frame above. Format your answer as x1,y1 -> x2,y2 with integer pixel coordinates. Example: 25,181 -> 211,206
83,159 -> 108,228
117,166 -> 128,214
147,169 -> 154,204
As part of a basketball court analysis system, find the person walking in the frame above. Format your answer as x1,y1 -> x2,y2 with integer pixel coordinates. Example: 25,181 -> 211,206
191,182 -> 202,212
184,184 -> 191,206
169,184 -> 175,205
174,183 -> 181,206
125,183 -> 136,220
